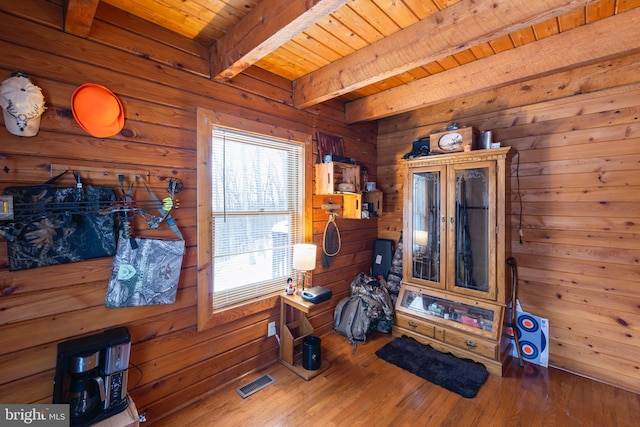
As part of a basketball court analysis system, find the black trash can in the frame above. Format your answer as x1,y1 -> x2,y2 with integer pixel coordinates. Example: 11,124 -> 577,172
302,335 -> 321,370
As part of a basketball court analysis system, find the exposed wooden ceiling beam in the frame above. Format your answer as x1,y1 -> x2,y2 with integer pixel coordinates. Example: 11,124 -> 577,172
344,7 -> 640,123
211,0 -> 349,82
64,0 -> 99,38
292,0 -> 600,109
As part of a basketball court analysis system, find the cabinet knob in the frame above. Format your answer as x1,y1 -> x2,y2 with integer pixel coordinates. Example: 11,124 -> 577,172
464,339 -> 478,349
407,321 -> 418,329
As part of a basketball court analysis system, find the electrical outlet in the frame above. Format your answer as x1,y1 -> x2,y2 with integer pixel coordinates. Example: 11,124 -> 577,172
268,321 -> 276,337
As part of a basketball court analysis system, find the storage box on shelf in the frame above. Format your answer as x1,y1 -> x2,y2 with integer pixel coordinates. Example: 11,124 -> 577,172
394,147 -> 514,376
314,162 -> 382,219
315,161 -> 360,194
314,161 -> 361,218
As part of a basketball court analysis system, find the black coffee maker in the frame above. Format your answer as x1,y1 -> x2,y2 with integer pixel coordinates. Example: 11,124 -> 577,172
53,327 -> 131,427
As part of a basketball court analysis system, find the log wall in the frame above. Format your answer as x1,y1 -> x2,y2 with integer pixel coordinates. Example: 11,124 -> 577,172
0,3 -> 377,422
376,52 -> 640,394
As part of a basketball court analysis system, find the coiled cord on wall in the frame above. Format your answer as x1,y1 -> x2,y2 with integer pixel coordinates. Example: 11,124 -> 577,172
323,212 -> 341,257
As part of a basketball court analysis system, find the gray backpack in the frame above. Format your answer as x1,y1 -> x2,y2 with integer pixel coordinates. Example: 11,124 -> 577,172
333,295 -> 371,352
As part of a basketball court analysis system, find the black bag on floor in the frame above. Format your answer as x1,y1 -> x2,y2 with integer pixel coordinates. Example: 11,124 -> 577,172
1,171 -> 116,270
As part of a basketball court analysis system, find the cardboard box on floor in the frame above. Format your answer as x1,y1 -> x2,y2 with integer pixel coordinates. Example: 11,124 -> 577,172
93,397 -> 139,427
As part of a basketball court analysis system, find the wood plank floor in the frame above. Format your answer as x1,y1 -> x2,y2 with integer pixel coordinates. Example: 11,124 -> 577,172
148,332 -> 640,426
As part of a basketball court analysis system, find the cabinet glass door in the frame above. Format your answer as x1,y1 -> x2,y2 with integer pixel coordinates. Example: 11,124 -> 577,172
409,167 -> 445,288
396,284 -> 501,340
448,162 -> 496,299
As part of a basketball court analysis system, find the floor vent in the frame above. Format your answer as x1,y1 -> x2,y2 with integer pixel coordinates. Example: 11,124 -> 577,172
236,374 -> 276,399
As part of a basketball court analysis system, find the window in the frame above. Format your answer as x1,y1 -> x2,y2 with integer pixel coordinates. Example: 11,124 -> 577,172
197,108 -> 312,331
211,128 -> 303,308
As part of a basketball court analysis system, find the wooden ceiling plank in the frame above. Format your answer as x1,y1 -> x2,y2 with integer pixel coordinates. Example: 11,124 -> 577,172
557,6 -> 586,31
293,0 -> 600,109
432,0 -> 464,10
372,0 -> 419,27
344,7 -> 640,123
401,0 -> 441,19
347,0 -> 402,37
301,22 -> 357,56
532,16 -> 561,39
509,27 -> 537,47
277,43 -> 328,73
211,0 -> 350,81
436,55 -> 461,70
617,0 -> 640,12
393,71 -> 418,84
64,0 -> 99,38
255,48 -> 312,80
469,42 -> 496,59
314,13 -> 369,51
405,67 -> 431,80
422,61 -> 445,75
330,4 -> 385,44
452,49 -> 478,65
289,32 -> 344,63
586,0 -> 616,20
489,34 -> 516,54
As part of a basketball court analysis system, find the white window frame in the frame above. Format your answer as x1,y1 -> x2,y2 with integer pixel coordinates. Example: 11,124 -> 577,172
196,108 -> 312,331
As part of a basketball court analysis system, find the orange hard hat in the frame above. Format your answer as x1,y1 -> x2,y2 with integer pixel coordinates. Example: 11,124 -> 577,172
71,83 -> 124,138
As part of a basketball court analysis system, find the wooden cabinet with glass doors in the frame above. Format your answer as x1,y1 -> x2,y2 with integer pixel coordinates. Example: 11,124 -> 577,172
393,147 -> 514,376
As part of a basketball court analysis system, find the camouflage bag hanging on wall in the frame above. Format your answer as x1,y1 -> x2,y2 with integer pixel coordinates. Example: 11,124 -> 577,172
1,171 -> 116,271
105,235 -> 184,307
105,179 -> 184,308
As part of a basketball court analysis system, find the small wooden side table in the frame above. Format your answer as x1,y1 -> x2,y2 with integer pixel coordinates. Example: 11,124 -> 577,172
279,292 -> 331,380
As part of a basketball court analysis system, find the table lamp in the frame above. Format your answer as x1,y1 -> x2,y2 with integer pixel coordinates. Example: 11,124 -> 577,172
414,230 -> 429,280
293,243 -> 317,293
415,230 -> 429,251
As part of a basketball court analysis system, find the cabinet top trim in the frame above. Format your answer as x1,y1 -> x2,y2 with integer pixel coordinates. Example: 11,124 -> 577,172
401,147 -> 513,167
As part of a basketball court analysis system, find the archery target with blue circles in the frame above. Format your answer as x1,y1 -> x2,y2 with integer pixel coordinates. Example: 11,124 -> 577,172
519,340 -> 539,360
517,314 -> 539,332
510,310 -> 549,366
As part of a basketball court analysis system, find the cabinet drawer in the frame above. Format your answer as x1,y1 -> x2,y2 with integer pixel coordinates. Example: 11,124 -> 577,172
443,328 -> 497,359
396,313 -> 435,338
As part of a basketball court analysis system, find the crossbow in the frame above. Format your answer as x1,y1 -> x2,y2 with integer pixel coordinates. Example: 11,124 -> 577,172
112,175 -> 182,240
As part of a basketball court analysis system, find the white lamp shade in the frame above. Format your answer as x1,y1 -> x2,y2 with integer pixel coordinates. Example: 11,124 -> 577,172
293,244 -> 317,271
415,230 -> 429,246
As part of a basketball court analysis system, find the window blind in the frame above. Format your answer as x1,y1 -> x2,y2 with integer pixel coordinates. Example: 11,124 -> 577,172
211,127 -> 304,310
